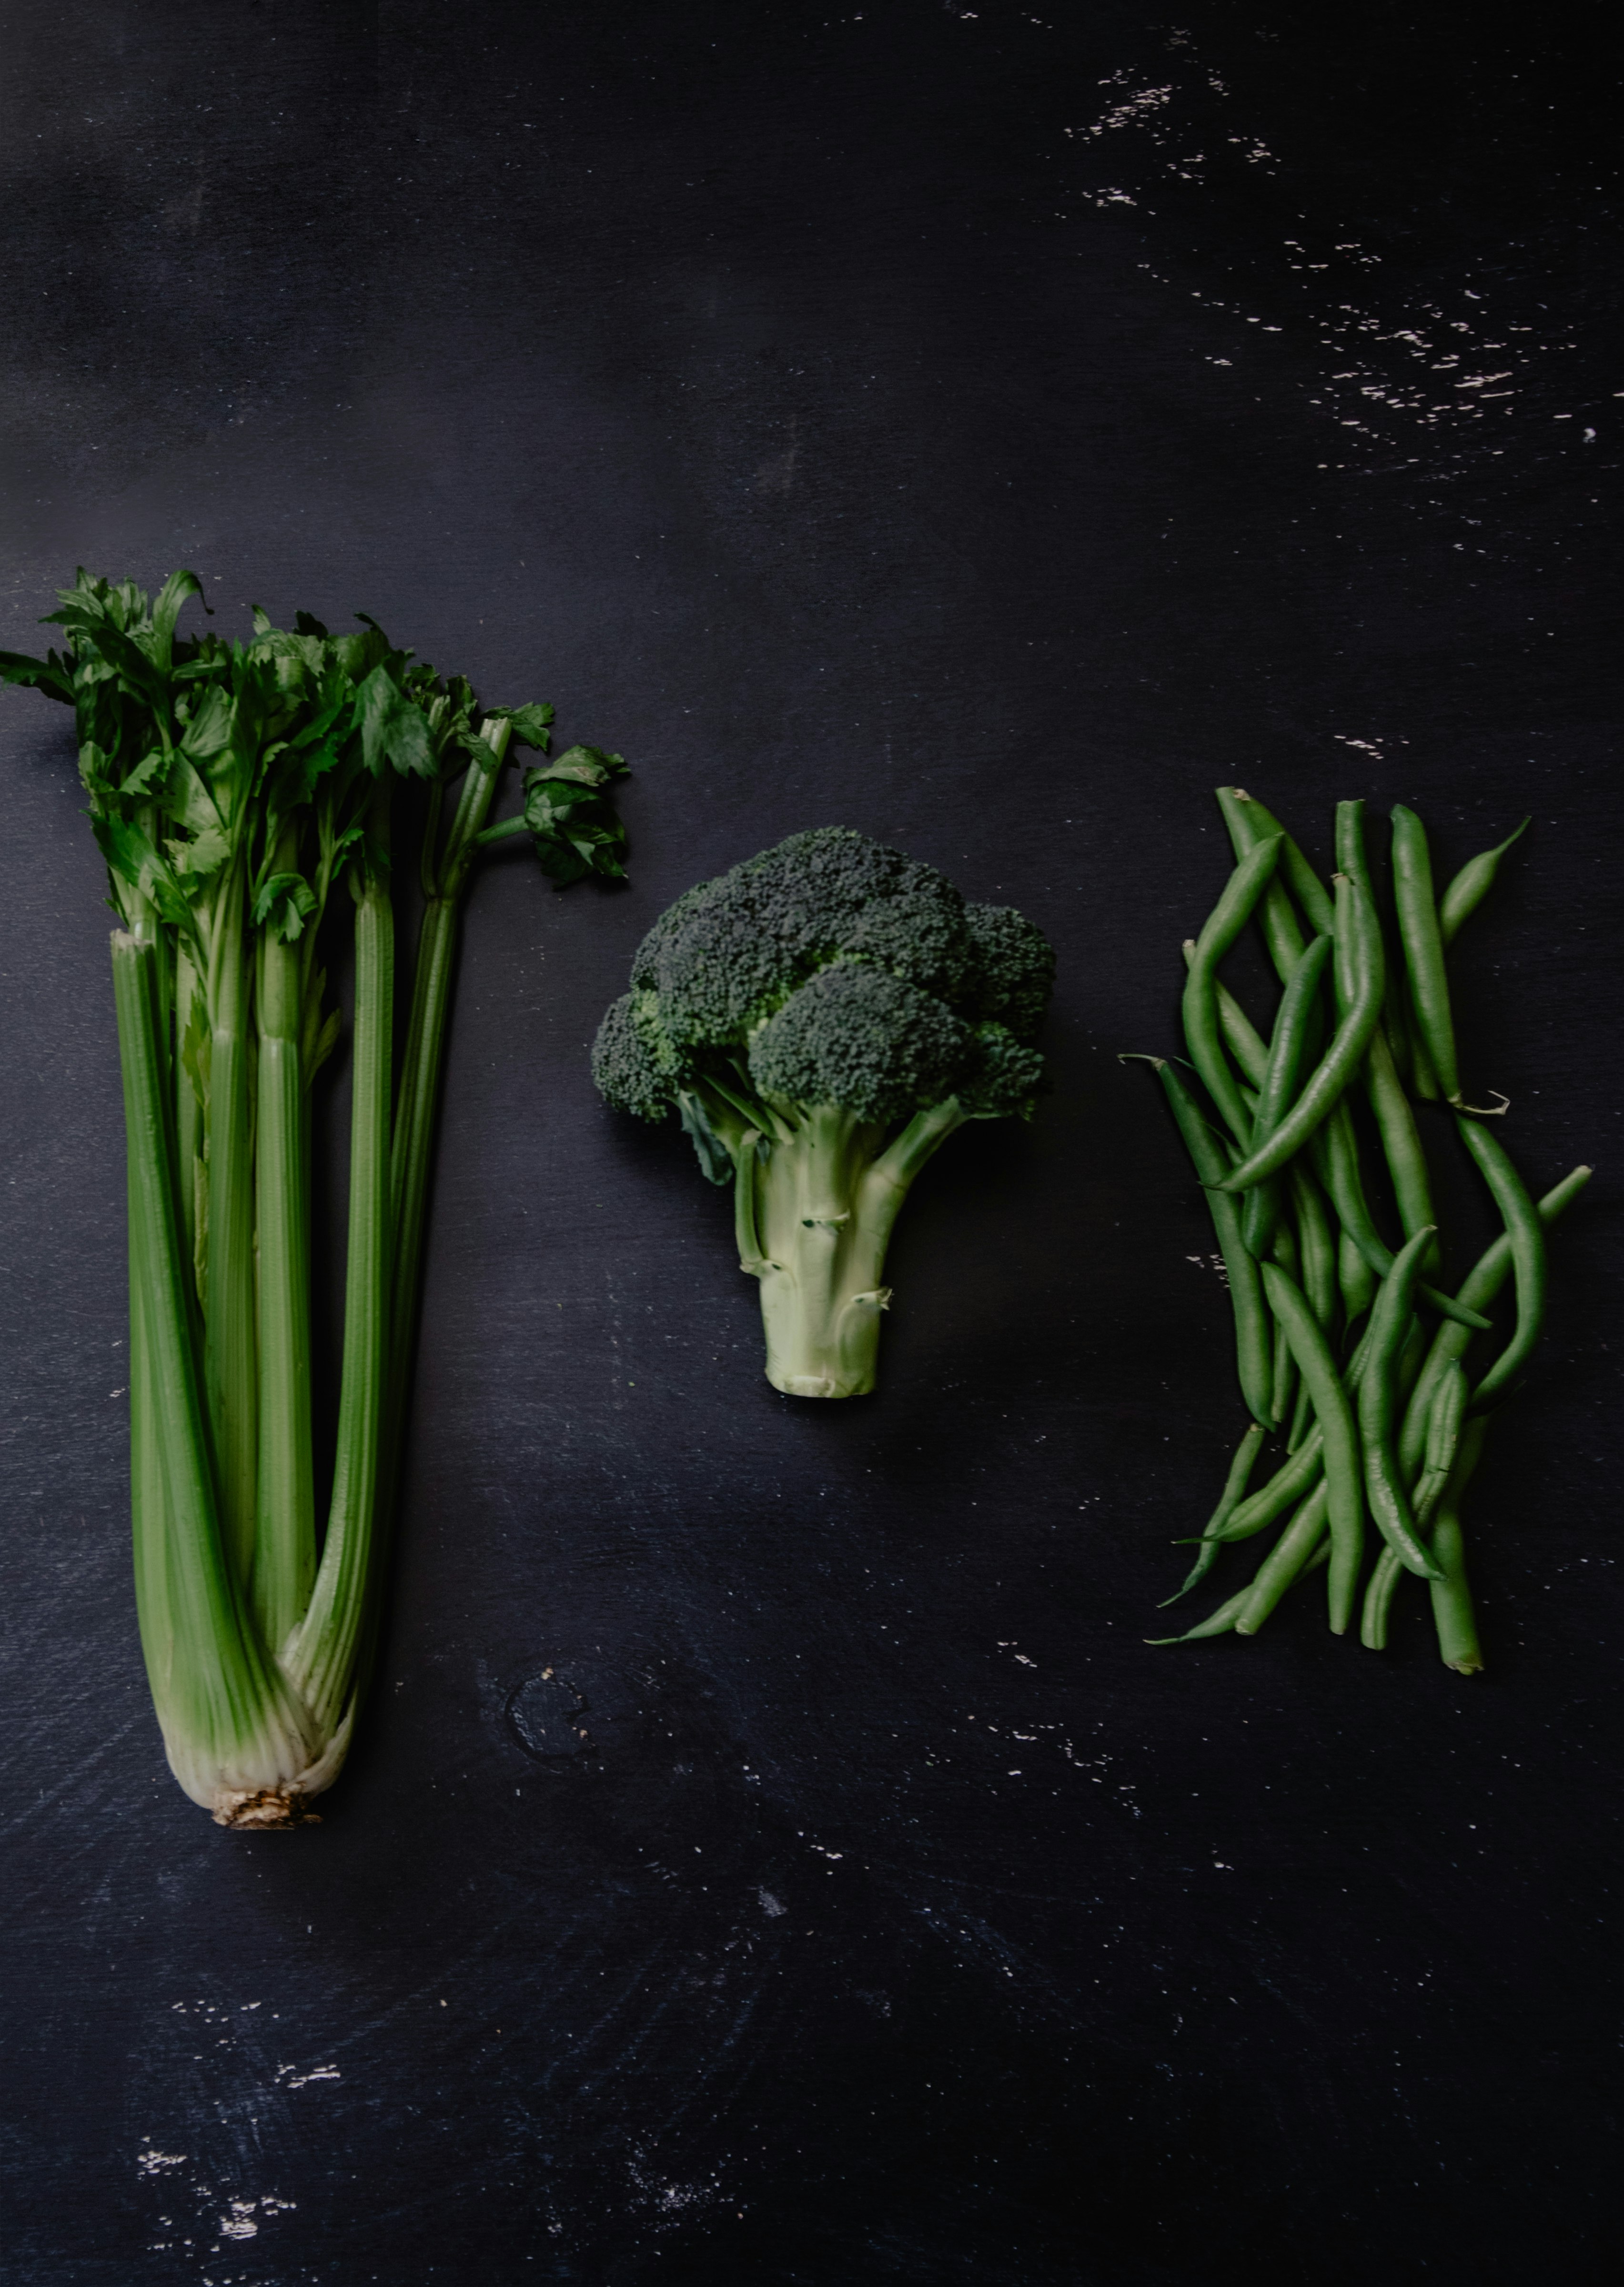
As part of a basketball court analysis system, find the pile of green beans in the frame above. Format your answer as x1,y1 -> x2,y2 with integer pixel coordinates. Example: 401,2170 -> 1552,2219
1130,789 -> 1590,1672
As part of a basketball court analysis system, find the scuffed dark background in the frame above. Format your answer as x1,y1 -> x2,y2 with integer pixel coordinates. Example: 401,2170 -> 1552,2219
1,4 -> 1619,2281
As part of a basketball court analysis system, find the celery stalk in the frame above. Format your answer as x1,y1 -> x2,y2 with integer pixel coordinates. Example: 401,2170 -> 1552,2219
253,822 -> 317,1652
6,574 -> 629,1821
285,789 -> 395,1741
114,933 -> 320,1816
202,856 -> 259,1591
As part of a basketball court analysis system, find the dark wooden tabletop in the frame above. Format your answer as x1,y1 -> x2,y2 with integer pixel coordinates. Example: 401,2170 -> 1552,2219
2,5 -> 1618,2281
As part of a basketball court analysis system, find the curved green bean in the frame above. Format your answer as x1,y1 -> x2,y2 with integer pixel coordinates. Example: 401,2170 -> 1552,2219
1209,1318 -> 1377,1548
1181,836 -> 1285,1145
1358,1226 -> 1446,1580
1361,1358 -> 1468,1649
1217,788 -> 1337,936
1286,1377 -> 1314,1454
1289,1161 -> 1338,1334
1439,818 -> 1529,947
1241,933 -> 1333,1256
1131,1057 -> 1276,1425
1235,1481 -> 1330,1636
1430,1416 -> 1489,1673
1215,785 -> 1308,983
1310,1101 -> 1491,1333
1218,874 -> 1384,1194
1206,1431 -> 1322,1544
1456,1115 -> 1550,1409
1146,1587 -> 1250,1645
1182,941 -> 1269,1086
1165,1420 -> 1268,1603
1260,1261 -> 1366,1632
1392,805 -> 1461,1105
1398,1164 -> 1592,1477
1363,1023 -> 1440,1275
1338,1225 -> 1377,1326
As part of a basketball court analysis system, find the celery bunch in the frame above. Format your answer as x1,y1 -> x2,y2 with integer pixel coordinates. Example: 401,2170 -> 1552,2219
3,571 -> 627,1824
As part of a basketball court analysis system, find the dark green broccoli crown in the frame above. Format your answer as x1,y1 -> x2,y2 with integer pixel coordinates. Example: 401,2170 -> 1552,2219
629,827 -> 974,1046
599,827 -> 1054,1131
956,1022 -> 1047,1118
591,992 -> 676,1121
748,962 -> 971,1126
961,903 -> 1056,1041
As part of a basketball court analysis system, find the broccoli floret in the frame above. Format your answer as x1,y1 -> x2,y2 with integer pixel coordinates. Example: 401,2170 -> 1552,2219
748,963 -> 971,1126
592,828 -> 1054,1398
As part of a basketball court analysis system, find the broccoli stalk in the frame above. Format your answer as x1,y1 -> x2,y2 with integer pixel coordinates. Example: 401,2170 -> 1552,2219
593,830 -> 1054,1398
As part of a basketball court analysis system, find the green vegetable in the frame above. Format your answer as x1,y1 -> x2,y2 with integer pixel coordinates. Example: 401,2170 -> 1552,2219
1240,932 -> 1332,1258
4,571 -> 628,1822
591,828 -> 1053,1398
1260,1262 -> 1367,1631
1356,1226 -> 1447,1582
1180,834 -> 1284,1145
1391,804 -> 1463,1105
1127,1057 -> 1275,1428
1128,789 -> 1590,1670
1216,871 -> 1386,1193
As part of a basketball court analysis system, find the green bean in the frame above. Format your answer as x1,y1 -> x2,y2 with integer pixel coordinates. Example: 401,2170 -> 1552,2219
1146,1587 -> 1251,1645
1217,981 -> 1269,1084
1235,1481 -> 1330,1635
1333,798 -> 1372,902
1271,1319 -> 1297,1433
1163,1420 -> 1269,1603
1218,788 -> 1337,935
1456,1116 -> 1550,1410
1286,1376 -> 1314,1453
1289,1162 -> 1338,1335
1264,1217 -> 1302,1423
1310,1101 -> 1491,1333
1206,1433 -> 1322,1544
1338,1225 -> 1377,1326
1217,874 -> 1384,1194
1439,818 -> 1529,947
1398,1164 -> 1592,1477
1182,942 -> 1271,1086
1384,970 -> 1440,1103
1359,1548 -> 1401,1649
1269,1212 -> 1301,1280
1363,1024 -> 1439,1274
1429,1416 -> 1489,1673
1131,1057 -> 1276,1425
1422,1357 -> 1469,1491
1361,1359 -> 1468,1649
1206,1320 -> 1373,1546
1260,1261 -> 1366,1632
1215,786 -> 1309,982
1391,804 -> 1462,1105
1358,1225 -> 1446,1580
1241,934 -> 1333,1256
1181,836 -> 1285,1145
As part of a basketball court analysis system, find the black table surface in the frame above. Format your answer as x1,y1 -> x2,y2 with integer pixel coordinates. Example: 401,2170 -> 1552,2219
2,6 -> 1619,2281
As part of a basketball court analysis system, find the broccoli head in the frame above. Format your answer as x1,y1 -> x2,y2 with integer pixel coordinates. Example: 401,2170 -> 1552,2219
593,828 -> 1054,1397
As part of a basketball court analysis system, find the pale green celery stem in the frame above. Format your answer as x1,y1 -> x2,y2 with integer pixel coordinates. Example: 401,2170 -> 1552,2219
378,726 -> 510,1524
287,795 -> 395,1736
174,944 -> 202,1275
113,932 -> 318,1811
204,855 -> 259,1589
744,1099 -> 968,1399
380,891 -> 456,1494
253,825 -> 317,1652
